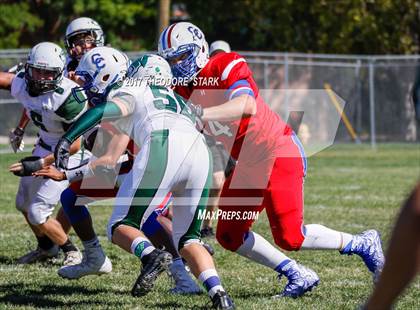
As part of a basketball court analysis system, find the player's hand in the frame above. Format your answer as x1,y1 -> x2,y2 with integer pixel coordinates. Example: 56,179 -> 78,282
9,156 -> 44,177
188,102 -> 204,118
33,165 -> 66,181
55,138 -> 71,169
9,127 -> 25,153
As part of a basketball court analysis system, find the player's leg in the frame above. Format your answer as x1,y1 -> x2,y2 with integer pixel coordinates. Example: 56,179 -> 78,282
56,206 -> 71,234
274,134 -> 384,281
15,176 -> 59,263
26,175 -> 82,266
141,200 -> 202,295
57,183 -> 113,279
173,137 -> 234,309
108,132 -> 173,297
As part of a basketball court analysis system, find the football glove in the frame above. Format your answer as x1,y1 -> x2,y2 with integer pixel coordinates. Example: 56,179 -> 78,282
188,102 -> 204,118
11,156 -> 44,177
55,138 -> 71,169
9,127 -> 25,153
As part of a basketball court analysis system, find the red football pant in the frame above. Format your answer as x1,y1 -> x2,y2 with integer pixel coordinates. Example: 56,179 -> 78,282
216,134 -> 306,252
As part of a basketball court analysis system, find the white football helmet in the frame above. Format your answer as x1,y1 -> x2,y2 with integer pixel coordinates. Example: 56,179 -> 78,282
127,54 -> 173,87
65,17 -> 104,59
210,40 -> 231,56
74,46 -> 129,105
25,42 -> 66,96
158,22 -> 209,82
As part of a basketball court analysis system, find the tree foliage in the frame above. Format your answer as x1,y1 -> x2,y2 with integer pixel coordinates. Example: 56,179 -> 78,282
0,0 -> 418,54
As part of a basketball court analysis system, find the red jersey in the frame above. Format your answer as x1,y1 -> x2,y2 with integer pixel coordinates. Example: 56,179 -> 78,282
175,52 -> 292,163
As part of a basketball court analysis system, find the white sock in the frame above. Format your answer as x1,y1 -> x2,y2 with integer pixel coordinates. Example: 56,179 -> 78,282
82,236 -> 100,249
131,236 -> 155,259
198,269 -> 224,298
301,224 -> 353,250
236,231 -> 291,271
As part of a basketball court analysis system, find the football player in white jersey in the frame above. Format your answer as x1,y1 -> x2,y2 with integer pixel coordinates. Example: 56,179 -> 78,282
8,17 -> 104,156
0,42 -> 89,265
36,53 -> 203,294
5,18 -> 104,264
54,47 -> 234,309
64,17 -> 105,78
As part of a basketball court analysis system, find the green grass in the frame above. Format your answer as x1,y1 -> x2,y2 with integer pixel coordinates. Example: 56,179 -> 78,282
0,144 -> 419,309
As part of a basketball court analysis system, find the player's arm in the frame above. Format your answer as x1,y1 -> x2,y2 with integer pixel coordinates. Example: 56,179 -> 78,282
55,96 -> 133,168
201,94 -> 256,122
9,138 -> 82,177
0,72 -> 14,90
35,133 -> 129,181
89,131 -> 130,170
42,137 -> 82,166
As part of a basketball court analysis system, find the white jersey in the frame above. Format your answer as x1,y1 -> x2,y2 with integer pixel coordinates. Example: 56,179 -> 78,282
108,80 -> 199,147
11,71 -> 88,149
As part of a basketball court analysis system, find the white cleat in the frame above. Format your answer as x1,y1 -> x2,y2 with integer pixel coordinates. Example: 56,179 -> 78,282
63,250 -> 83,266
17,245 -> 59,264
58,246 -> 112,279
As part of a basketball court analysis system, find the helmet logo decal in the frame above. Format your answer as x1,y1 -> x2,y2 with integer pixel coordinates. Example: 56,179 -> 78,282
187,26 -> 202,41
91,53 -> 105,70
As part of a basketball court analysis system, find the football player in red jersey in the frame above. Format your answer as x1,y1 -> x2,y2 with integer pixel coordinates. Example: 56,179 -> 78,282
159,22 -> 385,297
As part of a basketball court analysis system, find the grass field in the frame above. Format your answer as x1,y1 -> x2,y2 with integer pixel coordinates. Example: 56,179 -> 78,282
0,144 -> 419,309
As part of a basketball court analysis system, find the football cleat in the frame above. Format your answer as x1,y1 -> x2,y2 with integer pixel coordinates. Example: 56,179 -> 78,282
340,229 -> 385,282
16,245 -> 59,264
210,290 -> 235,309
201,226 -> 215,238
58,246 -> 112,279
276,261 -> 319,298
63,250 -> 83,266
131,249 -> 172,297
168,259 -> 202,295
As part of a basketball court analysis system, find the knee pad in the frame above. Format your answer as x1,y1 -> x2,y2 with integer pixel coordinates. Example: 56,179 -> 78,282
61,188 -> 89,224
15,195 -> 28,213
274,233 -> 304,251
177,238 -> 201,251
27,202 -> 52,225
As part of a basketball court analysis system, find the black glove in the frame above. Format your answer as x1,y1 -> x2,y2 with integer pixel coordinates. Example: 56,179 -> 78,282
55,138 -> 71,169
9,127 -> 25,153
13,156 -> 44,177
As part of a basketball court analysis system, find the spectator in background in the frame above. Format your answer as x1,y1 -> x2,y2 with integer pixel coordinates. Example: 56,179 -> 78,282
210,40 -> 231,57
170,3 -> 190,24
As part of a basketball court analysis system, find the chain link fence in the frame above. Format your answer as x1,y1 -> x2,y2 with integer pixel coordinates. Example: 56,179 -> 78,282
1,50 -> 419,146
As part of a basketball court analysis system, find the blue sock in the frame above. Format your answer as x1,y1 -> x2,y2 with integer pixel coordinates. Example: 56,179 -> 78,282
198,269 -> 224,298
60,188 -> 89,224
274,259 -> 292,274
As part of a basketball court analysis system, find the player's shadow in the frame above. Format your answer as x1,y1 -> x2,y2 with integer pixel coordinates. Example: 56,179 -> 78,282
0,255 -> 14,264
0,283 -> 119,307
234,288 -> 278,299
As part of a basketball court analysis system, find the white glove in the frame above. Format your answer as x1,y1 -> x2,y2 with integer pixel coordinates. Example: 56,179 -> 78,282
9,127 -> 25,153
